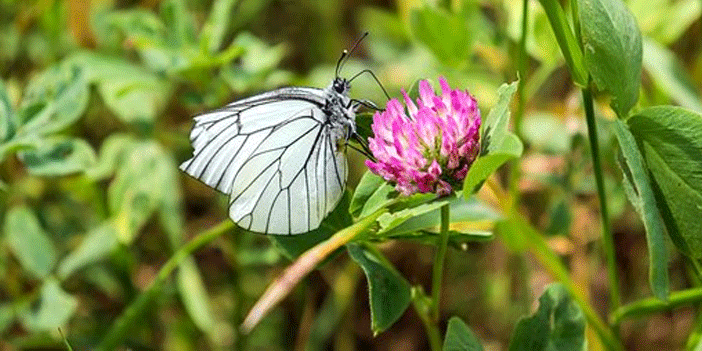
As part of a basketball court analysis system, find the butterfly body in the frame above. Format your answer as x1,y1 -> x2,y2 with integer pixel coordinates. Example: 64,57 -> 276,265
181,77 -> 356,235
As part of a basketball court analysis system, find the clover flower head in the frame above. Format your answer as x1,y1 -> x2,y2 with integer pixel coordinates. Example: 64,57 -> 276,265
365,77 -> 481,196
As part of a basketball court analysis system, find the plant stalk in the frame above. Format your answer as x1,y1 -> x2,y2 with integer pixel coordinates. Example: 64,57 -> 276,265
582,88 -> 621,310
431,203 -> 451,323
611,287 -> 702,325
97,220 -> 235,350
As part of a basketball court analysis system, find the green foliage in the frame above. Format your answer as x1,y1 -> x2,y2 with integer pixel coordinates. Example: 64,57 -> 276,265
347,243 -> 411,335
464,81 -> 522,195
642,39 -> 702,113
5,206 -> 57,279
627,107 -> 702,259
0,0 -> 701,349
508,284 -> 586,351
20,278 -> 78,333
410,6 -> 474,68
19,137 -> 96,176
579,0 -> 642,117
443,317 -> 484,351
614,119 -> 669,300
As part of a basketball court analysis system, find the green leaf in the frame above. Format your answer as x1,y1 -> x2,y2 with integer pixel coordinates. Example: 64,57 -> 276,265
177,257 -> 215,333
377,200 -> 449,234
464,134 -> 523,195
443,316 -> 484,351
613,118 -> 669,299
410,6 -> 473,68
579,0 -> 642,117
508,283 -> 586,351
382,196 -> 501,238
347,243 -> 411,335
4,206 -> 57,279
57,222 -> 119,280
351,171 -> 396,218
0,303 -> 12,334
270,192 -> 352,259
17,65 -> 89,135
108,141 -> 176,244
628,106 -> 702,260
19,137 -> 96,176
66,52 -> 171,124
642,38 -> 702,113
481,81 -> 518,155
0,79 -> 16,141
536,0 -> 588,85
202,0 -> 239,53
20,278 -> 78,332
86,133 -> 136,180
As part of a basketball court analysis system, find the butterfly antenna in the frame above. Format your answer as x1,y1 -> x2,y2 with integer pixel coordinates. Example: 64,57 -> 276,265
337,32 -> 369,77
335,50 -> 348,78
349,69 -> 391,101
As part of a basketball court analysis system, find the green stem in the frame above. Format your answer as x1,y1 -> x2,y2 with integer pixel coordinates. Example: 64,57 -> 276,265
412,288 -> 443,351
611,287 -> 702,325
509,0 -> 529,205
515,0 -> 529,138
431,204 -> 451,323
582,88 -> 621,311
97,220 -> 235,350
536,0 -> 588,86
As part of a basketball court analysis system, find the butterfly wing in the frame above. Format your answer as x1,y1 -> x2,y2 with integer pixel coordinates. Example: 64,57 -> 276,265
180,87 -> 348,235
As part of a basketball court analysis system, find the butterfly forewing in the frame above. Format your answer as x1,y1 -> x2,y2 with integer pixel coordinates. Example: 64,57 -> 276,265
180,87 -> 349,235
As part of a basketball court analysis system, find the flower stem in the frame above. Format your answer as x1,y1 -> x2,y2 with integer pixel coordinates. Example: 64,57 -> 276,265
610,287 -> 702,326
97,220 -> 234,351
413,289 -> 443,351
582,88 -> 621,311
431,203 -> 451,323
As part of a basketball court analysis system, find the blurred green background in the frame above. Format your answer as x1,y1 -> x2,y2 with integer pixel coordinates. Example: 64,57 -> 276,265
0,0 -> 700,349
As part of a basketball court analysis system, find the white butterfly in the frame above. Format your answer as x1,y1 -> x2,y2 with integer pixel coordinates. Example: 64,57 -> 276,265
178,35 -> 392,235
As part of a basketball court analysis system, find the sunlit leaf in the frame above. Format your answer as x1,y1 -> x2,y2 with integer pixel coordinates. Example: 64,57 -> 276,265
108,141 -> 176,244
614,118 -> 669,300
642,38 -> 702,113
480,81 -> 518,155
0,79 -> 15,142
508,283 -> 586,351
20,278 -> 78,332
347,243 -> 411,335
57,222 -> 119,280
444,316 -> 484,351
5,206 -> 57,279
464,134 -> 523,195
86,133 -> 136,180
579,0 -> 642,117
628,107 -> 702,261
177,257 -> 215,333
17,65 -> 89,135
19,137 -> 96,176
410,6 -> 473,68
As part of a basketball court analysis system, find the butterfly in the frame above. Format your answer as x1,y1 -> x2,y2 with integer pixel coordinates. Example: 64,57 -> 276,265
180,34 -> 384,235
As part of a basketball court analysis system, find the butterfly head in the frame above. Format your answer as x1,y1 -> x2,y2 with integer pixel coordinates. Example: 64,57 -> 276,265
332,77 -> 350,95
